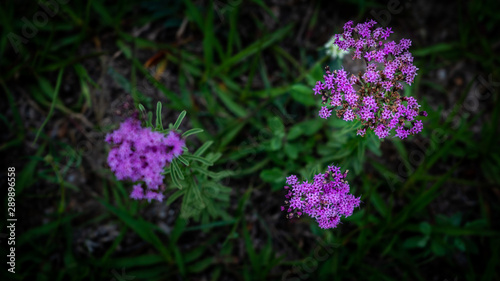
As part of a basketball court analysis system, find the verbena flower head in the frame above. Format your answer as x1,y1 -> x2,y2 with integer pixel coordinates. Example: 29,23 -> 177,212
281,165 -> 361,229
105,118 -> 185,202
314,19 -> 427,139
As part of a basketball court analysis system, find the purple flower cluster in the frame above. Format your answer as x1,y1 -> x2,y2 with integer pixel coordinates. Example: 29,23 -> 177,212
281,165 -> 361,229
105,118 -> 185,202
314,19 -> 427,139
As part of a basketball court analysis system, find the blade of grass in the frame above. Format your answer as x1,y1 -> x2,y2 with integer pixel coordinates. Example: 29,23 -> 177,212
99,199 -> 173,263
213,24 -> 293,74
34,68 -> 64,144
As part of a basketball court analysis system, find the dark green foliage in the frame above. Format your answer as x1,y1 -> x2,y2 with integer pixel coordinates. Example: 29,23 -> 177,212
0,0 -> 499,280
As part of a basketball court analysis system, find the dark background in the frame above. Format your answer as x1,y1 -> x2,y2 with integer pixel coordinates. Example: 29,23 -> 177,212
1,0 -> 499,280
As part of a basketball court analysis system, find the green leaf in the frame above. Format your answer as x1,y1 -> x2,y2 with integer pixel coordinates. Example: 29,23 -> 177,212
454,237 -> 466,252
178,155 -> 190,166
183,246 -> 206,263
170,164 -> 183,188
464,218 -> 488,229
184,219 -> 236,232
299,119 -> 323,135
138,103 -> 147,116
172,159 -> 184,180
34,68 -> 64,144
183,154 -> 214,166
219,121 -> 245,148
431,239 -> 446,256
214,84 -> 248,118
174,110 -> 187,130
250,0 -> 278,20
18,215 -> 76,246
182,128 -> 204,138
155,101 -> 163,130
269,136 -> 282,151
284,143 -> 299,159
290,84 -> 316,106
147,111 -> 153,127
419,221 -> 432,236
16,144 -> 46,195
171,217 -> 187,243
393,164 -> 458,227
99,200 -> 172,262
432,225 -> 499,236
268,116 -> 285,137
106,255 -> 163,268
191,167 -> 234,180
242,220 -> 259,273
412,42 -> 458,57
402,235 -> 428,248
194,141 -> 213,156
369,190 -> 389,218
183,0 -> 203,29
204,152 -> 222,163
91,1 -> 114,26
181,183 -> 205,219
260,167 -> 283,184
367,135 -> 382,156
187,257 -> 213,273
287,125 -> 303,141
166,189 -> 185,206
213,24 -> 293,74
202,0 -> 215,76
107,67 -> 131,92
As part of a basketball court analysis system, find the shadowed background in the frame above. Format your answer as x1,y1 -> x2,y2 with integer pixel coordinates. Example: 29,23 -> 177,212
1,0 -> 499,280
